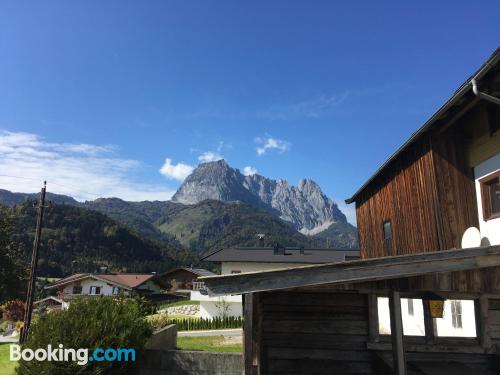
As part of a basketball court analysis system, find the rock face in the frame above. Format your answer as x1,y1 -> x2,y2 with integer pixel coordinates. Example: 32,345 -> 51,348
172,160 -> 348,235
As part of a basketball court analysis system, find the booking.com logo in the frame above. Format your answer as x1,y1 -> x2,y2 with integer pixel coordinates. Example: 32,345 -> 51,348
9,344 -> 136,366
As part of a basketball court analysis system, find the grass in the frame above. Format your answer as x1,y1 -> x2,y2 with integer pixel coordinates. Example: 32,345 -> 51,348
177,336 -> 242,353
158,300 -> 200,309
0,343 -> 17,375
167,314 -> 198,320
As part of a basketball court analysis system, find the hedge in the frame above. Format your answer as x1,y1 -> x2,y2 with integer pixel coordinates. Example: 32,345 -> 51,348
168,316 -> 243,331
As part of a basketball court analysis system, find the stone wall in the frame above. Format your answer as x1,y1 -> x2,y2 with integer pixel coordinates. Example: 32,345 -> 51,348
165,304 -> 200,316
136,349 -> 243,375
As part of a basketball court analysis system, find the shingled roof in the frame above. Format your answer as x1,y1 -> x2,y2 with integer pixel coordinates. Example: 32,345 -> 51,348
201,247 -> 360,264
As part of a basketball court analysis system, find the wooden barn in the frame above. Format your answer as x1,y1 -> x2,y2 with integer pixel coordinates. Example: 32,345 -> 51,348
202,48 -> 500,375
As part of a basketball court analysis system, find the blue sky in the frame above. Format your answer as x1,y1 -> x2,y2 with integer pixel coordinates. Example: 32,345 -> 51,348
0,1 -> 499,224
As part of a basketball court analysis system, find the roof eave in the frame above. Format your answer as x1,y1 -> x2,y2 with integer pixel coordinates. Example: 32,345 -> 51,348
345,48 -> 500,204
201,245 -> 500,295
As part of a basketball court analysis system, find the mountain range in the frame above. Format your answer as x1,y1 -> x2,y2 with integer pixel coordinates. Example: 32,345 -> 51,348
173,160 -> 348,235
0,160 -> 358,275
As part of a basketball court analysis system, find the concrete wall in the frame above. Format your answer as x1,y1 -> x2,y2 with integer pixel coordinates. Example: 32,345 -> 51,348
145,324 -> 177,350
199,300 -> 242,319
190,291 -> 242,319
136,350 -> 243,375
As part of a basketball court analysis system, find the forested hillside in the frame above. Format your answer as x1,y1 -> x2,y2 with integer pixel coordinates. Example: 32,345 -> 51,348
8,202 -> 191,277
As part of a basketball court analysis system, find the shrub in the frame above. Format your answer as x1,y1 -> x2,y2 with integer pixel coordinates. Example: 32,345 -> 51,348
15,320 -> 24,333
146,312 -> 170,331
1,299 -> 25,322
17,297 -> 153,375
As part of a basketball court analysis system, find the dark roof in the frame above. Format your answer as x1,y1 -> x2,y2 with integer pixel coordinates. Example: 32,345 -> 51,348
201,245 -> 500,295
159,267 -> 216,278
346,47 -> 500,204
200,247 -> 360,264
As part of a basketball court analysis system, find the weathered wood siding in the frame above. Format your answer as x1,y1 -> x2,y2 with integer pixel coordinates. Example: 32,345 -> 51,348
356,138 -> 442,259
431,110 -> 481,251
260,291 -> 372,375
252,289 -> 500,374
355,108 -> 484,259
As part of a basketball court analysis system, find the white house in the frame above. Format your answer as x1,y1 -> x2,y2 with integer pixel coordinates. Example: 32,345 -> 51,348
193,246 -> 359,319
44,273 -> 164,305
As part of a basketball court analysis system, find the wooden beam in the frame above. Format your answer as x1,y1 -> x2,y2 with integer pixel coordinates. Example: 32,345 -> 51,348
244,293 -> 262,375
202,245 -> 500,295
368,294 -> 380,343
389,290 -> 406,375
422,299 -> 436,344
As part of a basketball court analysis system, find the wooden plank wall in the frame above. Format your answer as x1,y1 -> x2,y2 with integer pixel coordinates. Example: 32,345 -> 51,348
260,291 -> 373,375
355,107 -> 481,260
256,289 -> 500,374
487,298 -> 500,346
355,138 -> 441,259
431,110 -> 480,251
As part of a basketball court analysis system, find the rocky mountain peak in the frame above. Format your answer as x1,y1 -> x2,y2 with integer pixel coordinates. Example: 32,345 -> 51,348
171,160 -> 348,235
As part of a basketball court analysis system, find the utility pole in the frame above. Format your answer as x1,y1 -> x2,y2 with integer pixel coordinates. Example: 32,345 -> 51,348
20,181 -> 47,344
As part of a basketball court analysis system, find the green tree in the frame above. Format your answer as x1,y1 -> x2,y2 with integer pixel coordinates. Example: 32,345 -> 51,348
0,206 -> 27,302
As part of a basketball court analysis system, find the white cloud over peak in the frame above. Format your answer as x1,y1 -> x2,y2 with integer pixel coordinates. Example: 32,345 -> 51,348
255,136 -> 291,156
243,166 -> 258,176
159,158 -> 194,181
198,151 -> 223,163
0,130 -> 175,201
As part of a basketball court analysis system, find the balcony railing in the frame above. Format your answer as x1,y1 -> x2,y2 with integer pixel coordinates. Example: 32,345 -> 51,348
192,281 -> 205,290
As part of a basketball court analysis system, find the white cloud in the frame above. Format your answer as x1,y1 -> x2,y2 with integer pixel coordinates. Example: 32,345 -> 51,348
197,141 -> 227,163
198,151 -> 223,163
0,130 -> 175,201
243,166 -> 258,176
255,136 -> 291,156
159,158 -> 194,181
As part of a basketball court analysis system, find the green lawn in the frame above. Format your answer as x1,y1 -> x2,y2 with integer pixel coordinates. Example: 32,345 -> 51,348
0,343 -> 18,375
177,336 -> 242,353
167,314 -> 198,320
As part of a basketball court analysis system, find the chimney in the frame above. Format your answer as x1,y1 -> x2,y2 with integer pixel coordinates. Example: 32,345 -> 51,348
257,233 -> 265,247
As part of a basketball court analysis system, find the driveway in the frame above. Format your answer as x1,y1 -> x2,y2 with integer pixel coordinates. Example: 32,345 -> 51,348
0,335 -> 18,343
178,328 -> 242,337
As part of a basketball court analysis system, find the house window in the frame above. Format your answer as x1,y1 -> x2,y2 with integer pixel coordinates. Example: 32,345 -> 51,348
377,297 -> 425,336
90,286 -> 101,295
434,299 -> 476,337
479,171 -> 500,221
383,220 -> 393,255
72,286 -> 82,294
112,287 -> 120,295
